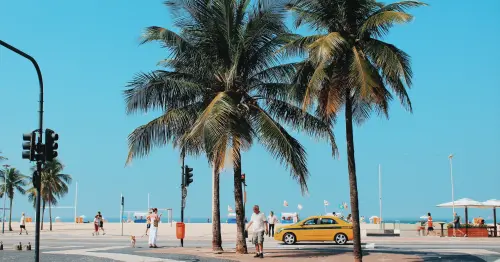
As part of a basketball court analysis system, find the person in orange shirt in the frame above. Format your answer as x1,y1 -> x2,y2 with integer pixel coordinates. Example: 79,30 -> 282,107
426,212 -> 435,236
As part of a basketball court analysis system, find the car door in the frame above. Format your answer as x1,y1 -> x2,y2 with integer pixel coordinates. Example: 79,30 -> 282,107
300,218 -> 319,240
316,217 -> 338,241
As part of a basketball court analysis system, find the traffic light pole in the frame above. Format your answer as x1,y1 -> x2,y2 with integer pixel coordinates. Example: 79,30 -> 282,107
0,40 -> 44,262
180,151 -> 185,247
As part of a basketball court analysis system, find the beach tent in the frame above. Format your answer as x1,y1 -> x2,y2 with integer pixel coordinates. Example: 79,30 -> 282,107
226,212 -> 237,224
280,212 -> 298,224
436,198 -> 484,236
482,199 -> 500,237
55,216 -> 61,222
133,212 -> 148,223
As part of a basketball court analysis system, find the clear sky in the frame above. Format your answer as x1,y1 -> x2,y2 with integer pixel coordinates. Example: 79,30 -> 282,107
1,0 -> 499,222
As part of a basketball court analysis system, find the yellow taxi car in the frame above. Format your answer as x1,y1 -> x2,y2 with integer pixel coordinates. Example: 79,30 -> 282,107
274,215 -> 353,245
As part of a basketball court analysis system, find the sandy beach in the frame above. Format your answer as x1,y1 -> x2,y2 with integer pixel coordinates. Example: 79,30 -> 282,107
7,221 -> 422,239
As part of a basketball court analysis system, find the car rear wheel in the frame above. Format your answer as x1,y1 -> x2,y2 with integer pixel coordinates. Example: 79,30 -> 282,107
334,233 -> 347,245
283,233 -> 296,245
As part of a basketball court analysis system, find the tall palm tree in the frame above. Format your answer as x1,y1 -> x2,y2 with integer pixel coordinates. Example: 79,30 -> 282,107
0,167 -> 28,231
125,0 -> 337,254
285,0 -> 426,260
29,159 -> 72,231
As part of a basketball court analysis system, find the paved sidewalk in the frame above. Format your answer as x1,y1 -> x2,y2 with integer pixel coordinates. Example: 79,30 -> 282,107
142,247 -> 423,262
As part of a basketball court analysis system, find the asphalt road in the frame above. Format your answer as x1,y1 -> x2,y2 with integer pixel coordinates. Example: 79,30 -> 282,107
0,233 -> 499,261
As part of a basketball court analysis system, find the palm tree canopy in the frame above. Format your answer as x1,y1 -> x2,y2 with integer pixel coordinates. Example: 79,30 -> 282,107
0,168 -> 28,199
125,0 -> 339,193
28,159 -> 72,207
284,0 -> 427,123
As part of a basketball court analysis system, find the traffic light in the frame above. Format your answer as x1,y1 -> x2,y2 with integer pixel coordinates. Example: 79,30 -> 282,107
45,128 -> 59,161
22,131 -> 36,161
184,165 -> 194,187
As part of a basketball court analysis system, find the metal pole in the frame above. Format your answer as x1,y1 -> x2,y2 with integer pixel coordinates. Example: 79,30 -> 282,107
180,151 -> 185,247
120,193 -> 124,236
379,164 -> 382,229
449,154 -> 455,236
74,182 -> 78,227
0,40 -> 44,262
2,177 -> 6,234
148,193 -> 150,211
449,155 -> 455,214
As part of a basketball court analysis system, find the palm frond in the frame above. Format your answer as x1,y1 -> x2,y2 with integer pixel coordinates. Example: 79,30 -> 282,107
249,104 -> 309,194
262,98 -> 338,157
359,11 -> 414,38
124,71 -> 202,114
126,102 -> 203,164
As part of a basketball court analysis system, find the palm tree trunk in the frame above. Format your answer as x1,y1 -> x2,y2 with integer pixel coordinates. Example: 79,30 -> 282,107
211,166 -> 223,252
41,200 -> 46,231
345,93 -> 363,262
8,198 -> 13,231
233,150 -> 247,254
49,197 -> 53,231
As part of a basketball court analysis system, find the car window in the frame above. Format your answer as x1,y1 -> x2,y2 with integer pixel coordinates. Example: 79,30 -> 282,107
320,218 -> 336,224
303,219 -> 318,225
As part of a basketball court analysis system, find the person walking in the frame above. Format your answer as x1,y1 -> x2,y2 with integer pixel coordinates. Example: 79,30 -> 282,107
98,211 -> 106,235
148,208 -> 161,248
144,210 -> 152,236
453,212 -> 465,237
92,215 -> 100,236
246,205 -> 268,258
19,212 -> 28,235
426,212 -> 435,236
267,211 -> 278,237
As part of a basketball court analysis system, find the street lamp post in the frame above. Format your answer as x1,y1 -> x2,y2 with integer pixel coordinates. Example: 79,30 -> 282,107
2,164 -> 10,234
448,154 -> 455,214
0,39 -> 44,262
449,154 -> 456,236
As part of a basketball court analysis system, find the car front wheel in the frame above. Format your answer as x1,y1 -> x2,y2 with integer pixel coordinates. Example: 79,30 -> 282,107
283,232 -> 296,245
334,233 -> 348,245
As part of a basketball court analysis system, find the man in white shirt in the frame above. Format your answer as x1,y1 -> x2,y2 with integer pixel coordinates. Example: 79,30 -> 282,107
246,205 -> 268,258
267,211 -> 278,237
19,212 -> 28,235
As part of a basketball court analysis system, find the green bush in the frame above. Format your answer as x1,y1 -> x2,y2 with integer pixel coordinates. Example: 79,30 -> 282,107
446,223 -> 487,229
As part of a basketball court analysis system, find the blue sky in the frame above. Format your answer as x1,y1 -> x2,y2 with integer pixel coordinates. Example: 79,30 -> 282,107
1,0 -> 499,222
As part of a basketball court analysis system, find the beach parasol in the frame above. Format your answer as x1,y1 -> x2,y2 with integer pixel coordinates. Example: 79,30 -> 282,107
437,198 -> 484,236
482,199 -> 500,237
419,215 -> 429,220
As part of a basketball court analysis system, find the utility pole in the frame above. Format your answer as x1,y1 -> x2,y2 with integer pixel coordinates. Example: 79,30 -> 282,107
0,40 -> 44,262
120,194 -> 124,236
180,151 -> 185,247
2,164 -> 10,234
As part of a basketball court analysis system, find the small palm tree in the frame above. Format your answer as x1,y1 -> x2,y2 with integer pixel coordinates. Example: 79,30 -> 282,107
285,0 -> 426,260
0,167 -> 28,231
29,159 -> 72,231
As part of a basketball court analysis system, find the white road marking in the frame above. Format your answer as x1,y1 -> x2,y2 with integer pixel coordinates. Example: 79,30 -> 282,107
44,246 -> 182,262
413,249 -> 500,255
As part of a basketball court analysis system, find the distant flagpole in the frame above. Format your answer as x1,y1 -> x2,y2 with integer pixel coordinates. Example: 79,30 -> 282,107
379,164 -> 382,229
74,182 -> 78,227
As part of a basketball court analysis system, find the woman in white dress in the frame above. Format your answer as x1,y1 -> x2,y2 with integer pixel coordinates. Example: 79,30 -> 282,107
148,208 -> 161,248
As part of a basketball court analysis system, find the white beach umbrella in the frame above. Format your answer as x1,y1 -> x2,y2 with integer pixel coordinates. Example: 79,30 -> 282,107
482,199 -> 500,237
436,198 -> 484,208
437,198 -> 484,236
419,215 -> 429,219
